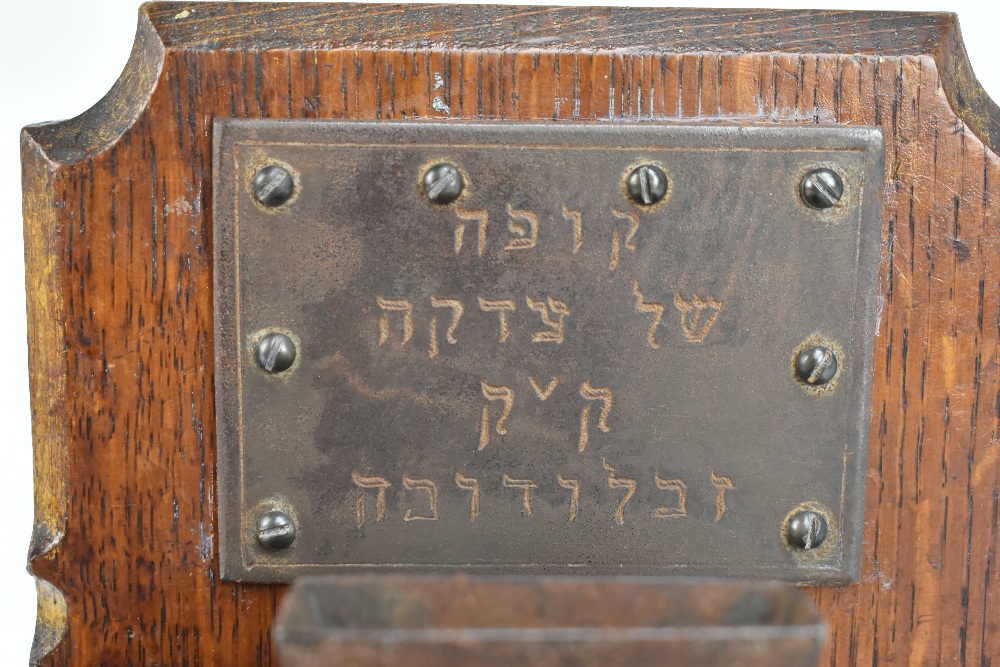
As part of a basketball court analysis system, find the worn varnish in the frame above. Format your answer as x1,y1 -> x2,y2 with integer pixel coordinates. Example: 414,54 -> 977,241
20,3 -> 1000,665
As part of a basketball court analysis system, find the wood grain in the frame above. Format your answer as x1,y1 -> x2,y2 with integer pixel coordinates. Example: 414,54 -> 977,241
21,3 -> 1000,665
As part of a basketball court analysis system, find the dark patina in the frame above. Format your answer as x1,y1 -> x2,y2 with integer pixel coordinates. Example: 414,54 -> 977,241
213,121 -> 883,583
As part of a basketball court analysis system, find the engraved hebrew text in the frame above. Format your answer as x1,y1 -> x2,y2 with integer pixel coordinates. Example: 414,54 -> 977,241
578,382 -> 613,452
479,381 -> 515,450
455,473 -> 480,522
344,469 -> 737,528
563,205 -> 583,253
503,474 -> 538,516
529,377 -> 560,401
376,297 -> 413,346
527,296 -> 570,344
504,204 -> 539,251
653,474 -> 688,518
402,476 -> 439,521
603,459 -> 637,525
430,297 -> 464,345
478,297 -> 516,342
711,472 -> 736,522
675,293 -> 724,343
609,210 -> 640,271
454,208 -> 488,256
633,281 -> 665,349
352,471 -> 392,528
557,475 -> 581,523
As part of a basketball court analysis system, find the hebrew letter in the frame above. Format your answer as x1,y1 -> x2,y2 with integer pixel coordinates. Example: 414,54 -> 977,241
563,205 -> 583,253
653,474 -> 688,518
633,281 -> 665,350
454,208 -> 488,256
529,377 -> 560,401
503,473 -> 538,516
526,296 -> 570,344
603,459 -> 637,526
674,293 -> 724,343
557,475 -> 581,523
504,203 -> 539,251
455,473 -> 480,521
402,476 -> 439,521
430,297 -> 464,346
578,382 -> 612,452
428,319 -> 439,358
352,471 -> 392,528
377,297 -> 413,346
478,297 -> 517,342
479,381 -> 515,451
711,472 -> 736,522
609,210 -> 640,271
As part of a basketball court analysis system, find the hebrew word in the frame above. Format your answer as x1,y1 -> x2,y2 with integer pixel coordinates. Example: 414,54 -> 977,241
348,469 -> 735,526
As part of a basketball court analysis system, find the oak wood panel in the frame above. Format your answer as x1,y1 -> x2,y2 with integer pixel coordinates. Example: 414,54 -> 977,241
21,3 -> 1000,665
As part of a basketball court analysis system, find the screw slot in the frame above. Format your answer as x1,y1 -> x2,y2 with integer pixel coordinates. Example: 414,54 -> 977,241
626,164 -> 668,206
255,332 -> 297,374
423,163 -> 465,205
253,165 -> 295,208
786,510 -> 828,550
256,510 -> 296,550
800,168 -> 844,209
795,344 -> 838,387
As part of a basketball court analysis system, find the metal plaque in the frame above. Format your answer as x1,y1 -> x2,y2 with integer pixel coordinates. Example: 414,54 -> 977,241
214,121 -> 883,583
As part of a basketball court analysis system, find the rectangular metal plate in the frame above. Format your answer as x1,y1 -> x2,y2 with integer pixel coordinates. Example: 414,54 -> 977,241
214,120 -> 883,583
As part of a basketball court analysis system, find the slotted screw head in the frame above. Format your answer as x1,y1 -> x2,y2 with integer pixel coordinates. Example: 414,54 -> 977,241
255,332 -> 296,373
795,345 -> 838,386
256,510 -> 296,550
253,165 -> 295,207
423,163 -> 464,204
801,168 -> 844,209
626,164 -> 668,206
786,510 -> 828,550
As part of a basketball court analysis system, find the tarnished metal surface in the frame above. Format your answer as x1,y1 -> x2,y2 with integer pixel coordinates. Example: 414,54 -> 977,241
213,121 -> 883,582
274,575 -> 826,667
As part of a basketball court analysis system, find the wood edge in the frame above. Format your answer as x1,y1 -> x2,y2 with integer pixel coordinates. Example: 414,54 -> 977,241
21,132 -> 70,665
30,578 -> 67,666
936,14 -> 1000,155
142,2 -> 952,55
22,5 -> 165,166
